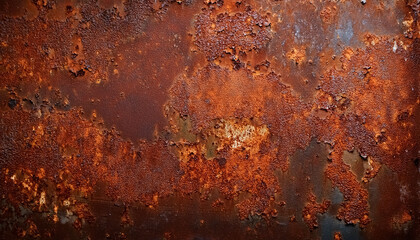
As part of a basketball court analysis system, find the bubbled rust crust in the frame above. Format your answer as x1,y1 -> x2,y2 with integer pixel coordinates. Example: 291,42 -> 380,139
0,0 -> 419,239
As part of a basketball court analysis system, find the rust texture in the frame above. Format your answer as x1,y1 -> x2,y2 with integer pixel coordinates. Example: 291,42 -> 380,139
0,0 -> 419,239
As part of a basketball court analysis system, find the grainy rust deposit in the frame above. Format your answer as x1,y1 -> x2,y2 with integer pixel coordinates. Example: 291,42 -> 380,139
0,0 -> 419,239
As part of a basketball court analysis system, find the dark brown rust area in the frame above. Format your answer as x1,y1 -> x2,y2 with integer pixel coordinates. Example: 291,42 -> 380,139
0,0 -> 419,239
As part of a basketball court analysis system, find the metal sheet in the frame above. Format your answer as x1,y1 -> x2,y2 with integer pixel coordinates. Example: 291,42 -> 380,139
0,0 -> 419,239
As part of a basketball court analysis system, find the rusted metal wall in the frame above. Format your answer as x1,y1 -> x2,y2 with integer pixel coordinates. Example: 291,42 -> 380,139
0,0 -> 419,239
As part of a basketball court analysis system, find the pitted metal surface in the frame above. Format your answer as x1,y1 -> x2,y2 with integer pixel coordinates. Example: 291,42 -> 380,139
0,0 -> 419,239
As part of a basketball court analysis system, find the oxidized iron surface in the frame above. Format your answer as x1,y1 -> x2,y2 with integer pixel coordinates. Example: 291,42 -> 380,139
0,0 -> 419,239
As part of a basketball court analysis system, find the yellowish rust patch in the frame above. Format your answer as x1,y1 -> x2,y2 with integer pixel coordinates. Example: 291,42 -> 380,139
168,111 -> 269,163
213,119 -> 269,154
286,47 -> 306,65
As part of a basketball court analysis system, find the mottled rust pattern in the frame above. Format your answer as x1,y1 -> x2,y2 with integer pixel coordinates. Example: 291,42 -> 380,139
0,0 -> 419,239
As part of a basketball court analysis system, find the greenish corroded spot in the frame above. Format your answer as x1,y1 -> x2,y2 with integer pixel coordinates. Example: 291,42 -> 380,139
204,134 -> 218,159
174,115 -> 197,143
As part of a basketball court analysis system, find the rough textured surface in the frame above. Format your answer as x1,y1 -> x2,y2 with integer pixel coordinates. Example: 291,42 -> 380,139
0,0 -> 419,239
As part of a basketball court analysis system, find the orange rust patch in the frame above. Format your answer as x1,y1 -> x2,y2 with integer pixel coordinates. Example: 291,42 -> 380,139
194,6 -> 272,60
286,47 -> 306,65
0,0 -> 419,238
302,193 -> 331,230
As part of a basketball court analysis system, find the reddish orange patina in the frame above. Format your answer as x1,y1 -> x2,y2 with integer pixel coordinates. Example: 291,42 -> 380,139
0,0 -> 419,239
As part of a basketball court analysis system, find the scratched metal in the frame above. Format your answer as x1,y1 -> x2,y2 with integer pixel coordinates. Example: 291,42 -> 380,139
0,0 -> 419,239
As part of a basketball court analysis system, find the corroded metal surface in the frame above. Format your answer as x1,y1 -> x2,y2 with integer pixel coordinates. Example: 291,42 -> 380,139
0,0 -> 419,239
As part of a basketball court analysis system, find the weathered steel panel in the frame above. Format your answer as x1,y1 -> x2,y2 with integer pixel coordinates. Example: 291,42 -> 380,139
0,0 -> 419,239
